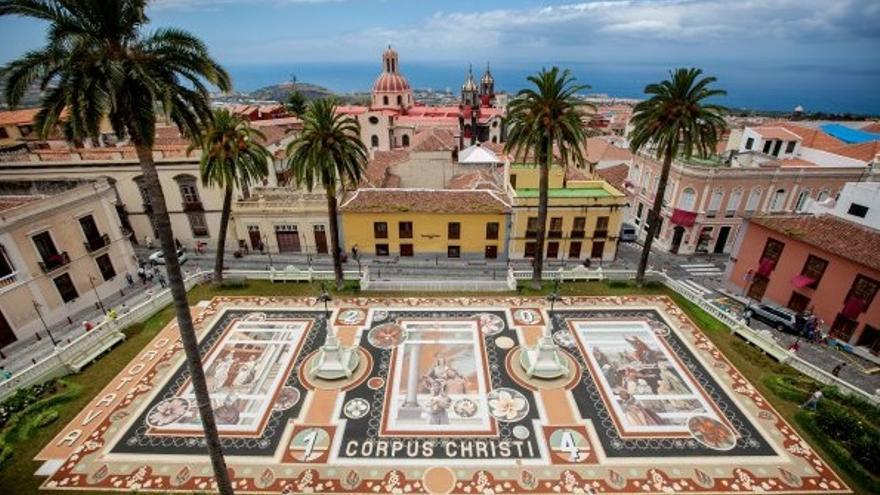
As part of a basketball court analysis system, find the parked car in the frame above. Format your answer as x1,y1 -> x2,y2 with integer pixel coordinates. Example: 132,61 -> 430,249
746,302 -> 799,334
149,249 -> 188,266
620,223 -> 638,242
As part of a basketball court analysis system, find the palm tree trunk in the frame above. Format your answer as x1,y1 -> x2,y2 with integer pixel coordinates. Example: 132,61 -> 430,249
213,186 -> 233,283
532,136 -> 552,290
133,142 -> 235,495
636,151 -> 674,286
326,187 -> 345,290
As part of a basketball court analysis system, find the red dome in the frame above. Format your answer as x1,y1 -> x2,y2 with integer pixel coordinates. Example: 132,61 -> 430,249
372,72 -> 411,92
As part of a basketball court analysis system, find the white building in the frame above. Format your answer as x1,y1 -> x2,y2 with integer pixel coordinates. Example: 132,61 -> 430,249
805,181 -> 880,230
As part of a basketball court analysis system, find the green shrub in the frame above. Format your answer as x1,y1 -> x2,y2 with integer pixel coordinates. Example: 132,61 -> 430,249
815,405 -> 864,442
0,443 -> 11,468
851,434 -> 880,474
33,409 -> 59,428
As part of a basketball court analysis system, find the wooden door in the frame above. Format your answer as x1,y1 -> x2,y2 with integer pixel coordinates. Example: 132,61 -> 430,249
314,226 -> 328,254
276,230 -> 301,253
0,310 -> 16,348
546,242 -> 559,259
747,274 -> 769,300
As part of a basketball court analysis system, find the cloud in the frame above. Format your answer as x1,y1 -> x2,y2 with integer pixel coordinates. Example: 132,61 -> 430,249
152,0 -> 344,9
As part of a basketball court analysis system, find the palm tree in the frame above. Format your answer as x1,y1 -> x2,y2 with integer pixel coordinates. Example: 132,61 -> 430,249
505,67 -> 592,289
0,2 -> 235,493
285,98 -> 367,290
629,68 -> 726,285
196,109 -> 270,283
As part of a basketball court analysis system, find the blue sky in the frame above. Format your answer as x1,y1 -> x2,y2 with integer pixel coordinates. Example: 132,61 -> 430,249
1,1 -> 879,111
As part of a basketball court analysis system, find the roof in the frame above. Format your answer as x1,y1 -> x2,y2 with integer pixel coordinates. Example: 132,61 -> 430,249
373,72 -> 411,92
458,143 -> 499,164
410,128 -> 456,152
0,108 -> 40,126
774,122 -> 845,152
860,122 -> 880,134
362,150 -> 410,188
750,214 -> 880,272
820,123 -> 880,144
516,187 -> 615,199
0,195 -> 40,212
340,188 -> 510,214
828,141 -> 880,163
596,164 -> 629,192
447,170 -> 502,192
752,126 -> 802,141
586,137 -> 633,164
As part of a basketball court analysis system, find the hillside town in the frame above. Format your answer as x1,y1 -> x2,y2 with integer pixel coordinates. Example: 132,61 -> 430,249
0,2 -> 879,493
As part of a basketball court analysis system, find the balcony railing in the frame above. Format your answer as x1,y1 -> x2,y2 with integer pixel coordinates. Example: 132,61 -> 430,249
84,233 -> 111,253
183,201 -> 204,212
0,272 -> 17,288
548,230 -> 562,239
570,230 -> 585,239
594,230 -> 608,239
525,230 -> 538,239
38,251 -> 70,274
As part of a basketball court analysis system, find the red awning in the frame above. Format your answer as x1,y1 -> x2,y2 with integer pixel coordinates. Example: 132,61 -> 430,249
841,297 -> 866,319
670,208 -> 697,227
791,274 -> 816,288
756,257 -> 776,277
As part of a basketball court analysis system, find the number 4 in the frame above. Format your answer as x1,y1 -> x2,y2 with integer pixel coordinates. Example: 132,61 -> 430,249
559,430 -> 580,462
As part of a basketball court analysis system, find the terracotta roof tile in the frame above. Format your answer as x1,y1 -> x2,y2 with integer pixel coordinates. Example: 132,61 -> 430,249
775,122 -> 844,152
410,128 -> 456,152
751,214 -> 880,272
752,126 -> 802,141
586,137 -> 632,164
596,163 -> 629,192
340,189 -> 510,214
859,121 -> 880,134
362,150 -> 410,187
828,141 -> 880,163
447,170 -> 502,191
0,108 -> 40,126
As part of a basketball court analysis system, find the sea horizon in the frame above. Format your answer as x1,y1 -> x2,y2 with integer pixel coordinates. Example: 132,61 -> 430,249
224,61 -> 880,117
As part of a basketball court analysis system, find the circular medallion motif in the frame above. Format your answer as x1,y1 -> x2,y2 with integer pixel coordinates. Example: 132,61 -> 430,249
344,398 -> 370,419
477,313 -> 505,335
453,398 -> 479,418
548,428 -> 591,462
273,386 -> 301,411
289,428 -> 331,462
513,309 -> 541,325
367,323 -> 406,349
649,321 -> 671,337
338,309 -> 366,325
487,388 -> 529,422
367,377 -> 385,390
372,310 -> 389,322
512,425 -> 531,440
494,336 -> 515,349
687,415 -> 736,451
146,397 -> 191,428
552,330 -> 576,348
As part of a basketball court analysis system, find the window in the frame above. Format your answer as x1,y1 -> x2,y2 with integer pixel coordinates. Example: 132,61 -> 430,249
368,116 -> 379,125
548,217 -> 562,238
375,244 -> 389,256
448,222 -> 460,239
18,124 -> 32,136
745,188 -> 762,212
396,95 -> 402,105
795,190 -> 810,212
0,245 -> 14,279
399,221 -> 413,239
526,216 -> 539,238
187,211 -> 209,237
374,222 -> 388,239
371,135 -> 379,148
571,217 -> 586,237
762,140 -> 773,154
590,241 -> 606,259
801,255 -> 828,288
382,96 -> 388,106
762,238 -> 785,262
726,189 -> 742,217
484,245 -> 498,259
53,273 -> 79,303
524,242 -> 536,258
786,141 -> 796,153
848,203 -> 869,218
402,134 -> 410,147
744,137 -> 754,150
769,189 -> 786,212
635,203 -> 644,225
0,127 -> 8,139
678,187 -> 696,210
32,231 -> 60,264
568,241 -> 582,259
707,190 -> 723,217
95,254 -> 116,281
447,245 -> 460,258
400,244 -> 413,257
485,222 -> 499,240
595,216 -> 609,238
816,190 -> 830,202
510,174 -> 517,189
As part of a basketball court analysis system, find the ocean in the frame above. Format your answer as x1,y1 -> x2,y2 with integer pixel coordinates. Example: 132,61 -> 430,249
225,61 -> 880,116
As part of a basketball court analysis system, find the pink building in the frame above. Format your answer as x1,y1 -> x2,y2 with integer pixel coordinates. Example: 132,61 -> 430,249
624,123 -> 880,255
727,214 -> 880,354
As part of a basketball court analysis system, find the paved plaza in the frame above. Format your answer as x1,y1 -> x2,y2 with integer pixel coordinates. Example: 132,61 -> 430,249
36,296 -> 847,493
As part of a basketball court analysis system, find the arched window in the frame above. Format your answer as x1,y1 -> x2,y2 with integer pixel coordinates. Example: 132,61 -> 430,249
368,116 -> 379,125
817,189 -> 830,202
396,95 -> 402,105
745,187 -> 762,212
491,136 -> 498,143
174,174 -> 201,205
383,96 -> 389,106
630,164 -> 640,183
769,188 -> 786,211
402,134 -> 410,147
726,188 -> 742,215
708,189 -> 724,214
370,135 -> 379,148
678,187 -> 696,210
795,190 -> 810,211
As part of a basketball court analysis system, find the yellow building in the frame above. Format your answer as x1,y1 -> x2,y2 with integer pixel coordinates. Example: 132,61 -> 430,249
339,189 -> 510,260
508,164 -> 626,261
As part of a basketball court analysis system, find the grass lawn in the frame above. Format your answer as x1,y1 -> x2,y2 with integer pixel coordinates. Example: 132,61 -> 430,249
0,279 -> 876,494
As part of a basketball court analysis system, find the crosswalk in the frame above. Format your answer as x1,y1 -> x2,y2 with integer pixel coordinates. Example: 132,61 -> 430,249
678,278 -> 713,296
680,263 -> 724,278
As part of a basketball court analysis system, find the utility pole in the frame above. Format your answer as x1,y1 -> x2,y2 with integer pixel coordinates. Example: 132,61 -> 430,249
88,274 -> 106,314
32,300 -> 58,346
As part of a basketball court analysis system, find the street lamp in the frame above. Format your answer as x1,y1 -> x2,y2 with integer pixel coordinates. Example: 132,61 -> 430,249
88,274 -> 106,314
547,279 -> 562,313
263,234 -> 273,269
318,283 -> 332,321
32,300 -> 58,346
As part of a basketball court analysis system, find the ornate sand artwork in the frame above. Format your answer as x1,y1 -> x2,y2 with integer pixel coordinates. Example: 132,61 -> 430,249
35,296 -> 849,494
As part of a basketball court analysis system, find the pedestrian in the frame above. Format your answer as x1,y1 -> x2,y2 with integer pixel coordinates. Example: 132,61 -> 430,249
800,390 -> 822,410
145,266 -> 154,282
157,271 -> 167,288
175,238 -> 183,251
125,272 -> 134,288
787,338 -> 800,354
0,366 -> 11,382
144,235 -> 153,249
743,306 -> 752,326
146,288 -> 154,299
82,320 -> 94,332
137,264 -> 147,285
831,362 -> 846,377
351,244 -> 359,260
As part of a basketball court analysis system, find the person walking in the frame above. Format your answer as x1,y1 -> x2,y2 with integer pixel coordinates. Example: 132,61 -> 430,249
137,265 -> 147,285
787,338 -> 800,354
157,271 -> 167,289
82,320 -> 94,332
126,272 -> 135,288
0,366 -> 11,382
800,390 -> 822,410
831,362 -> 846,377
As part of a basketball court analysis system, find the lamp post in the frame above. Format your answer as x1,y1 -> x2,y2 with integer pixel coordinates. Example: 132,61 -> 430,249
88,274 -> 106,314
318,283 -> 332,322
32,300 -> 58,346
547,278 -> 562,313
264,234 -> 273,269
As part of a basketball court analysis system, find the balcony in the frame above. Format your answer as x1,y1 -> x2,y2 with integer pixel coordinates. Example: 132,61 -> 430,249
38,251 -> 71,274
570,230 -> 585,239
84,233 -> 111,253
0,272 -> 17,289
183,201 -> 204,212
548,230 -> 562,239
594,230 -> 608,239
525,230 -> 538,239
